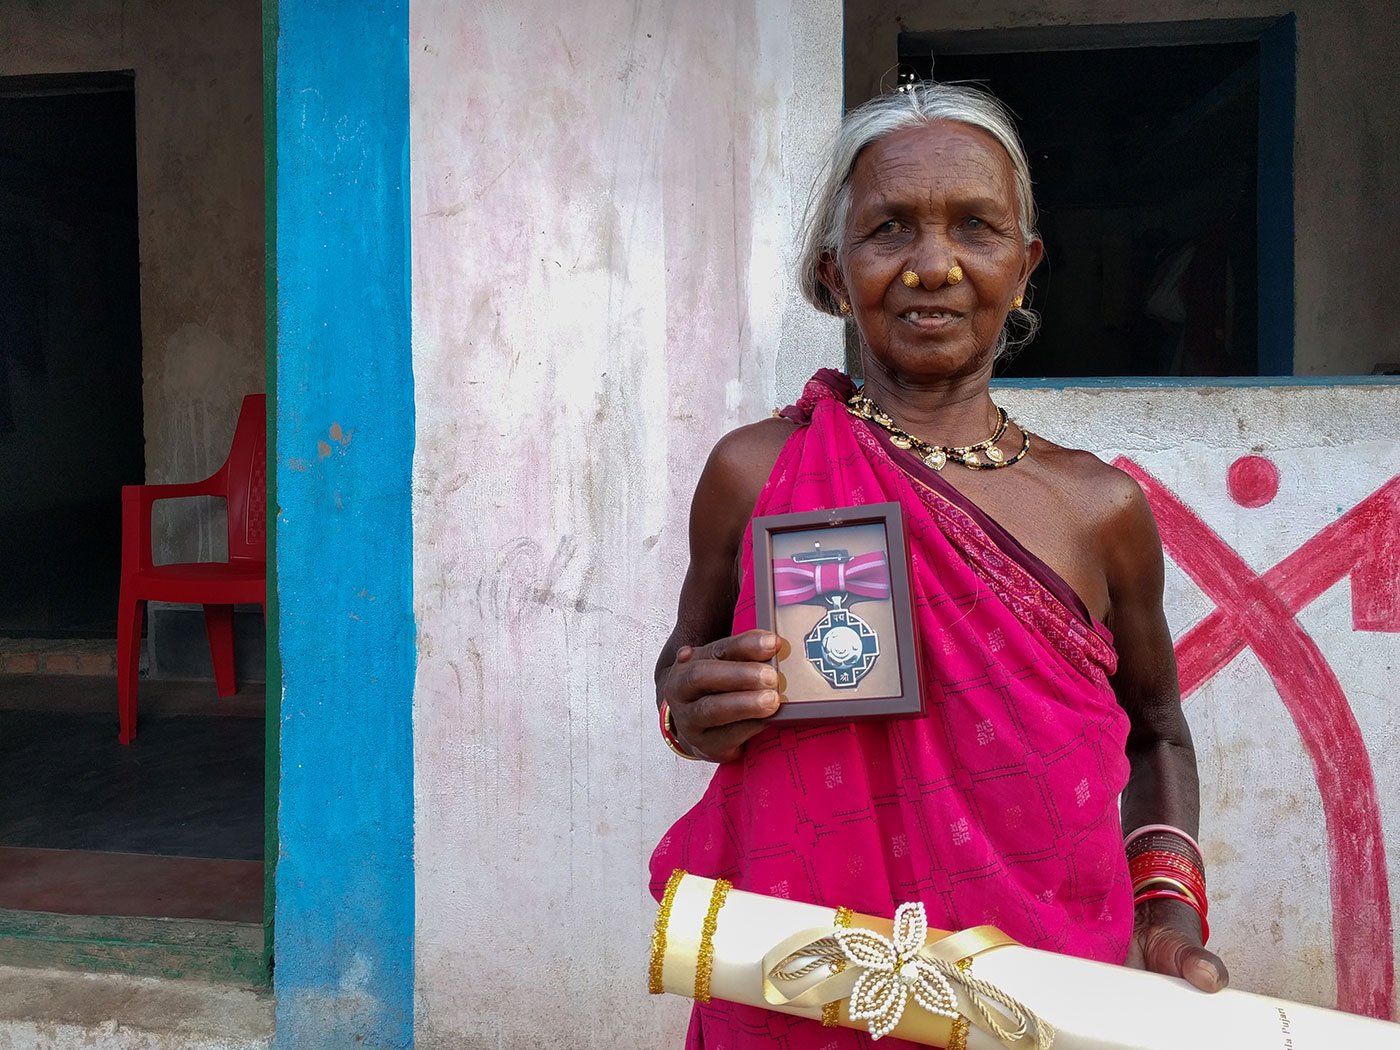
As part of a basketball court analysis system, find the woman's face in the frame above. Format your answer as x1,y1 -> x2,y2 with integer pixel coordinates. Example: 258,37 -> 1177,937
821,121 -> 1043,383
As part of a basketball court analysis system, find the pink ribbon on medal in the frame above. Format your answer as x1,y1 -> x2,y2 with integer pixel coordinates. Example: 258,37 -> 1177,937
773,552 -> 891,606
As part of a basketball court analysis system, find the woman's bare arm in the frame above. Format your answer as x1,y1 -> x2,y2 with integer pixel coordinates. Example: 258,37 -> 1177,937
1102,471 -> 1228,992
654,418 -> 793,761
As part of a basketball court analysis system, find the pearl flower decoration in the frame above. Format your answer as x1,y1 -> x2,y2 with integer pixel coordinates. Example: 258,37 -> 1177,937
833,901 -> 960,1040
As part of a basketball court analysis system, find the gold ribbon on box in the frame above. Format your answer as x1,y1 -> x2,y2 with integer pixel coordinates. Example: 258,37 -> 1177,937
761,905 -> 1052,1047
650,870 -> 1054,1048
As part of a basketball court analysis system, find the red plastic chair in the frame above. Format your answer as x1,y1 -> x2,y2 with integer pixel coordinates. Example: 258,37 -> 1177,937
117,394 -> 267,743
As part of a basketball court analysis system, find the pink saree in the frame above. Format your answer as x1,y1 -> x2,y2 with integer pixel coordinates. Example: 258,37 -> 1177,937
650,371 -> 1133,1050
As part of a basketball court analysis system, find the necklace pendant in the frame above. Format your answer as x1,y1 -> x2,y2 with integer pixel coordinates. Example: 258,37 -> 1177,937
804,604 -> 880,689
853,392 -> 1028,472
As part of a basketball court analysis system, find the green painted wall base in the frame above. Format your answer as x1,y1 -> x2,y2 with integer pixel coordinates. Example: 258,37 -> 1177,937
0,908 -> 266,986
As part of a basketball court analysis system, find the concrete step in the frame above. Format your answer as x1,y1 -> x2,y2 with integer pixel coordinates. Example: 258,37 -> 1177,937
0,963 -> 273,1049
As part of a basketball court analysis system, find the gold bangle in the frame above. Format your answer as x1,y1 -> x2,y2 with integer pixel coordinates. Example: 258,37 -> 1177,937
648,869 -> 686,994
694,877 -> 732,1002
659,701 -> 701,760
1133,875 -> 1201,908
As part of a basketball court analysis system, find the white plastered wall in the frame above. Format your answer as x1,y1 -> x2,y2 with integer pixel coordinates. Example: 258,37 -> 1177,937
409,0 -> 842,1045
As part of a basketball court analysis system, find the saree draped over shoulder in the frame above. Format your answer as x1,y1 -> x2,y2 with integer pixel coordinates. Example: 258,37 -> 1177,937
650,371 -> 1133,1050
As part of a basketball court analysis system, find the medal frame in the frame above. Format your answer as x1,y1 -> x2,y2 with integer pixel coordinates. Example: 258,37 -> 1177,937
752,502 -> 924,724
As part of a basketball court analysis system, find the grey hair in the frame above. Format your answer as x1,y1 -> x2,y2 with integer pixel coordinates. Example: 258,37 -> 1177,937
797,82 -> 1042,356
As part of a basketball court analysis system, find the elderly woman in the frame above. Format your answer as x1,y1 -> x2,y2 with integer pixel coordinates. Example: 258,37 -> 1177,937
650,83 -> 1227,1048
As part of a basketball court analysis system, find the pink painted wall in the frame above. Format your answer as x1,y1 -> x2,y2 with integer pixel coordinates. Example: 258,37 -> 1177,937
408,0 -> 841,1045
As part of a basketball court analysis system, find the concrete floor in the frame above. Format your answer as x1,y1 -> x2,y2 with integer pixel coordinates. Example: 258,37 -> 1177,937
0,964 -> 273,1050
0,677 -> 271,1046
0,675 -> 264,922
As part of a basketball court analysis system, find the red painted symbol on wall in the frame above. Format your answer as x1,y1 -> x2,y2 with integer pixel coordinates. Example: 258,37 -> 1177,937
1116,456 -> 1400,1021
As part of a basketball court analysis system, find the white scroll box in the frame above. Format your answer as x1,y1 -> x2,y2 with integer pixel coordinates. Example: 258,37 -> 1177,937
649,872 -> 1400,1049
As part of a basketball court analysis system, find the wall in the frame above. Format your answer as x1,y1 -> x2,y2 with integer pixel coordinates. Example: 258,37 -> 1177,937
272,2 -> 415,1049
407,0 -> 842,1045
843,0 -> 1400,378
0,1 -> 265,568
403,0 -> 1400,1044
996,381 -> 1400,1020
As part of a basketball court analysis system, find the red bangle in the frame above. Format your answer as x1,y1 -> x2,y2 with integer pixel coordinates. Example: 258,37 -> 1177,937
1132,872 -> 1207,912
1130,846 -> 1205,871
658,702 -> 700,761
1134,888 -> 1210,944
1129,850 -> 1207,893
1131,859 -> 1206,891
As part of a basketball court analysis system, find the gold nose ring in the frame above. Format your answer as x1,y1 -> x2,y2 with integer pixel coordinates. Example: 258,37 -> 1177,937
946,265 -> 964,286
900,270 -> 921,288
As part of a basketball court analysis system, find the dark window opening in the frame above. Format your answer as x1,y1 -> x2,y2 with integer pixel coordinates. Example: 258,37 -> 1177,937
898,42 -> 1261,379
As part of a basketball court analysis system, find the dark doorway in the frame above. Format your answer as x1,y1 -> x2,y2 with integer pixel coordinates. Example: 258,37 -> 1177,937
0,69 -> 266,981
0,72 -> 143,637
898,41 -> 1264,379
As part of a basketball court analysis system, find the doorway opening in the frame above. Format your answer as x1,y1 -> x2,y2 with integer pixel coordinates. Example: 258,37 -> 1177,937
0,70 -> 265,983
0,72 -> 143,636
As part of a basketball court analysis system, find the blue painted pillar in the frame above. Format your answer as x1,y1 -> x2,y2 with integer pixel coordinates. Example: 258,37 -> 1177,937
271,1 -> 414,1046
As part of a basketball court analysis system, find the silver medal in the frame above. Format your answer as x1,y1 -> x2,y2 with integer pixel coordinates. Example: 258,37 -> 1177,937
804,596 -> 879,688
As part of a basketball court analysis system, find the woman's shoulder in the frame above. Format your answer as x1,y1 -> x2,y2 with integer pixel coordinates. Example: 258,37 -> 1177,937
700,416 -> 799,509
683,417 -> 799,574
1028,434 -> 1156,542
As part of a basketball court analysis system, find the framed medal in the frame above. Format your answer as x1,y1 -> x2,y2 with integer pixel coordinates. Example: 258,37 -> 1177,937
752,502 -> 924,724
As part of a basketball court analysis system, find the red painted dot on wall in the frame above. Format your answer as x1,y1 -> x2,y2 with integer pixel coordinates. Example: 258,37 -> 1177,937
1227,454 -> 1280,508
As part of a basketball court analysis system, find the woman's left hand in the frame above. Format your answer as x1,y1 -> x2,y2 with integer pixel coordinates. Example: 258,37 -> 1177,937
1125,897 -> 1229,992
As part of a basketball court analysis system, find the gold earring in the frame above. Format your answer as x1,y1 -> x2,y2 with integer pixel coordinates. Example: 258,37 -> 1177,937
839,299 -> 852,316
1011,294 -> 1024,310
900,270 -> 921,288
946,265 -> 964,286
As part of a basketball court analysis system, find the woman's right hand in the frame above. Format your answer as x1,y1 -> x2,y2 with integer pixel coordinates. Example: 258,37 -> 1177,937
661,629 -> 783,763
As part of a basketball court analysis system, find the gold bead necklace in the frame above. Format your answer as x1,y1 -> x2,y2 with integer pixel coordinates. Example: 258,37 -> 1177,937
846,391 -> 1031,471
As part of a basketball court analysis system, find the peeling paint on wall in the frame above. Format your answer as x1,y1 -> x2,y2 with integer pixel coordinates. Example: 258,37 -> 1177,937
408,0 -> 840,1046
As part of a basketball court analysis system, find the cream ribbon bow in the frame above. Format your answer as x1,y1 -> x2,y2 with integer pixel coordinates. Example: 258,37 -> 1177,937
763,902 -> 1054,1047
835,901 -> 960,1039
